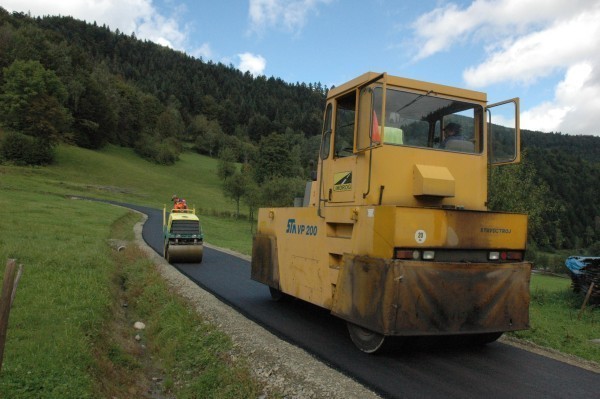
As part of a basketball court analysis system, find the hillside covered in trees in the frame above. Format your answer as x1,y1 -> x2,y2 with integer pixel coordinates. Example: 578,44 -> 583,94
0,7 -> 599,252
520,131 -> 600,249
0,7 -> 325,164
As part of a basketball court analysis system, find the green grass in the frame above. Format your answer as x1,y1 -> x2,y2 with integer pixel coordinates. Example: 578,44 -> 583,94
0,175 -> 263,398
510,273 -> 599,363
530,273 -> 572,292
0,186 -> 126,398
111,215 -> 262,399
51,145 -> 228,208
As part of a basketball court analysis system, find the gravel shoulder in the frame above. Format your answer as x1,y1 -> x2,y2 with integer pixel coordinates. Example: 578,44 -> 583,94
134,216 -> 382,399
133,214 -> 599,398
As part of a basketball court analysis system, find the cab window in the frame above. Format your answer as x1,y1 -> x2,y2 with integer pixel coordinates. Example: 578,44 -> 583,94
320,103 -> 332,159
333,91 -> 356,158
372,86 -> 483,153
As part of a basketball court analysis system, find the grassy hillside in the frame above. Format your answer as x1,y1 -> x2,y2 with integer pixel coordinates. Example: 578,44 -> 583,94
4,143 -> 254,254
50,144 -> 234,210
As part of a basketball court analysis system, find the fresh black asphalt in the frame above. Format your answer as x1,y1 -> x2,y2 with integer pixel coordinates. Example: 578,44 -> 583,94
122,202 -> 598,399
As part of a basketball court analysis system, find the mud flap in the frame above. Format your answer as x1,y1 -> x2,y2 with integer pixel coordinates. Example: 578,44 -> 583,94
251,234 -> 280,289
332,254 -> 531,336
331,255 -> 401,334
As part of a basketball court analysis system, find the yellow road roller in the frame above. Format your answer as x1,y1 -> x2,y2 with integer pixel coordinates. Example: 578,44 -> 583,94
163,206 -> 203,263
251,72 -> 531,353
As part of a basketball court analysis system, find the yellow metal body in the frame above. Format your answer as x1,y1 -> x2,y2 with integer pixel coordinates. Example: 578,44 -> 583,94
251,72 -> 531,337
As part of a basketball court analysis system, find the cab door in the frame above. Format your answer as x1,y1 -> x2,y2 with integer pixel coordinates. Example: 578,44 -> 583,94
322,90 -> 358,204
487,98 -> 520,164
320,74 -> 385,207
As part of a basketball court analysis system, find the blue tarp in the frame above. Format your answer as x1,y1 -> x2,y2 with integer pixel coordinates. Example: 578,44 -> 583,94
564,256 -> 598,275
565,256 -> 600,304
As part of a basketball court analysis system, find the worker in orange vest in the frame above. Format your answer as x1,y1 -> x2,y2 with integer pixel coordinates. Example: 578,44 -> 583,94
172,195 -> 188,210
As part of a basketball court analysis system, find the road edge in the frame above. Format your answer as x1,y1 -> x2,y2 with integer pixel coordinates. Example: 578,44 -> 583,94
133,214 -> 383,399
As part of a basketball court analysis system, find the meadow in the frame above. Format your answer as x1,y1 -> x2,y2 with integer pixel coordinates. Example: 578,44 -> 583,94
514,273 -> 599,362
0,144 -> 597,397
0,145 -> 263,398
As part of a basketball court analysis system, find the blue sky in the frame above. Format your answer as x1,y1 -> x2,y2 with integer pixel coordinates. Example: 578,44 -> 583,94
3,0 -> 600,136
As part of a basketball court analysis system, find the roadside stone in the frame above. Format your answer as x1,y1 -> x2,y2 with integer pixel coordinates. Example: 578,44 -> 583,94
590,339 -> 600,345
135,334 -> 141,341
134,321 -> 146,330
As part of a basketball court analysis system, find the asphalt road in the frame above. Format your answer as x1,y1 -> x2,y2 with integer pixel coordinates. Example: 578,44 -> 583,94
126,203 -> 598,399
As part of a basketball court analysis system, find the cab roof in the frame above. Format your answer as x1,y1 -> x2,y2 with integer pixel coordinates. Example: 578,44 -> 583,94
327,72 -> 487,103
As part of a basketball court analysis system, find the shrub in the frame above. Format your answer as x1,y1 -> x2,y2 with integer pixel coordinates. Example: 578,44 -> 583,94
134,133 -> 180,165
260,176 -> 306,207
155,142 -> 179,165
0,131 -> 54,165
586,241 -> 600,256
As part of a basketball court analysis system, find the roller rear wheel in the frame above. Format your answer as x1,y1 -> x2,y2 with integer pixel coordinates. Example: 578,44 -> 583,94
269,286 -> 285,301
470,332 -> 503,345
347,322 -> 386,353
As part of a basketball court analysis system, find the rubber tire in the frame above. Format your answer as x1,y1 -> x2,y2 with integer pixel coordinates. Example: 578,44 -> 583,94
470,332 -> 503,345
347,322 -> 386,354
269,286 -> 285,302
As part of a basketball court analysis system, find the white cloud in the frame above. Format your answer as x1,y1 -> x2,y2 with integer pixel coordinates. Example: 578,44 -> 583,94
463,11 -> 600,87
248,0 -> 332,34
520,102 -> 572,133
521,63 -> 600,134
410,0 -> 600,135
238,52 -> 267,76
1,0 -> 190,51
549,63 -> 600,135
411,0 -> 594,61
191,43 -> 213,60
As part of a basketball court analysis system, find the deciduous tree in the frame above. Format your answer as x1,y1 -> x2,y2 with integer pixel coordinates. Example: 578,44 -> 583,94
254,133 -> 301,183
217,147 -> 237,181
223,171 -> 249,218
0,59 -> 71,142
488,152 -> 563,248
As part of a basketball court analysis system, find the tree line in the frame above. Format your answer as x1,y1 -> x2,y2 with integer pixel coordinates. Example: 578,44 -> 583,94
0,8 -> 599,253
0,8 -> 325,166
0,7 -> 322,215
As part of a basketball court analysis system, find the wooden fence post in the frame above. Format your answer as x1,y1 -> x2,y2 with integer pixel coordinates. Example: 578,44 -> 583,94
10,264 -> 23,307
578,282 -> 595,321
0,259 -> 18,373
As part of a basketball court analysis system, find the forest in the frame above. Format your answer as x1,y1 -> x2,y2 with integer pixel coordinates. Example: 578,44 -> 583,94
0,7 -> 599,253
